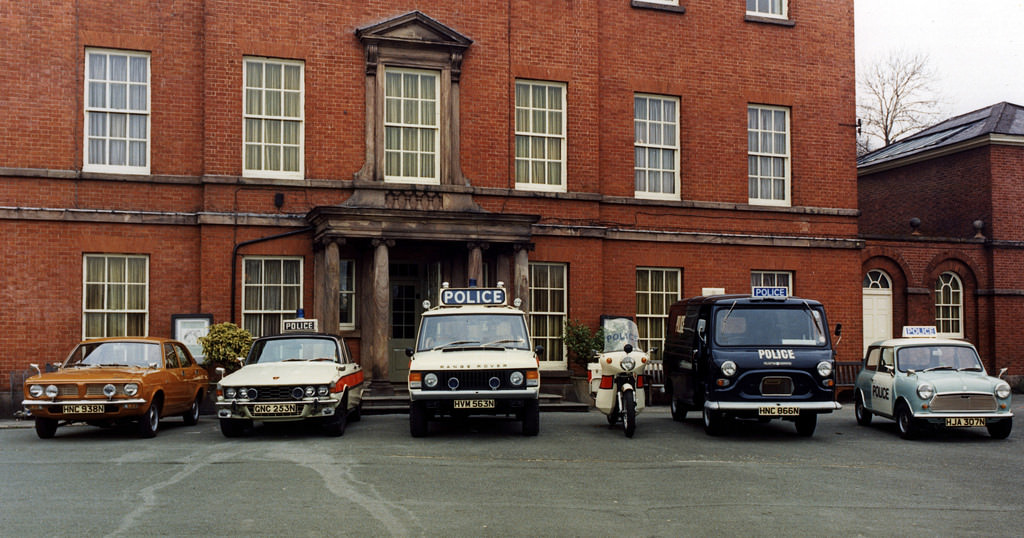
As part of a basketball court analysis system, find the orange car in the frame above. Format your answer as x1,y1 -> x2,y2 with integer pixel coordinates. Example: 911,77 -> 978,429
22,337 -> 209,439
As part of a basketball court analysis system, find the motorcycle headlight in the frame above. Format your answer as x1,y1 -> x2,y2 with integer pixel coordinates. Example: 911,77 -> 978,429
29,385 -> 44,398
995,382 -> 1011,400
124,383 -> 139,396
721,361 -> 737,377
916,382 -> 935,400
509,371 -> 525,386
621,357 -> 636,372
816,361 -> 833,378
225,387 -> 237,399
45,385 -> 59,398
424,373 -> 438,388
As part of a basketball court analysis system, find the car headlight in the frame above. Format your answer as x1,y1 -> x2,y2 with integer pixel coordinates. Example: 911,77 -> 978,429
225,387 -> 237,399
305,386 -> 316,398
318,385 -> 329,397
103,384 -> 117,398
29,384 -> 44,398
916,382 -> 935,400
124,383 -> 139,396
237,387 -> 249,400
45,385 -> 59,398
510,371 -> 525,386
424,373 -> 438,388
721,361 -> 737,377
621,357 -> 635,372
816,361 -> 833,377
995,382 -> 1011,400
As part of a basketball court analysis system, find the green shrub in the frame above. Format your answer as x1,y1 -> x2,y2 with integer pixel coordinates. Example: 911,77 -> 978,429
563,318 -> 604,367
198,323 -> 253,373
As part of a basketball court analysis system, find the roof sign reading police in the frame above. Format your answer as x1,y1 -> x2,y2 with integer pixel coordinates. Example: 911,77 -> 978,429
440,288 -> 506,306
902,325 -> 938,338
752,286 -> 788,298
282,318 -> 319,333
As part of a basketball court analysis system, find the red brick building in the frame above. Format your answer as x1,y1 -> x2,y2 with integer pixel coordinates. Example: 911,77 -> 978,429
859,102 -> 1024,384
1,1 -> 861,411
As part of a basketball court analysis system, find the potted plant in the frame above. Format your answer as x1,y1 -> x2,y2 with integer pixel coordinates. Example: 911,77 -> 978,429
563,319 -> 603,405
198,322 -> 253,377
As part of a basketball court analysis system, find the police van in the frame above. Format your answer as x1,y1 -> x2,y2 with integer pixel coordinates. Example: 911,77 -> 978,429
406,282 -> 541,437
662,288 -> 842,436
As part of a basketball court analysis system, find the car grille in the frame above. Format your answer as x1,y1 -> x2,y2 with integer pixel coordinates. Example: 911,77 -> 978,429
86,384 -> 129,396
930,393 -> 996,412
760,376 -> 794,396
423,370 -> 521,391
252,386 -> 302,402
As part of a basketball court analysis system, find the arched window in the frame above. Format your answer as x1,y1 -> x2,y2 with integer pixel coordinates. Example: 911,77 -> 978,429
863,270 -> 891,289
935,272 -> 963,338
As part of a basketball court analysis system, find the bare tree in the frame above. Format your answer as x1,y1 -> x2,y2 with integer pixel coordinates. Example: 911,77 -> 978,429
857,50 -> 944,154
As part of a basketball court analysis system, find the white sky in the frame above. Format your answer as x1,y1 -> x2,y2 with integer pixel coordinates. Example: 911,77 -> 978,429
856,0 -> 1024,119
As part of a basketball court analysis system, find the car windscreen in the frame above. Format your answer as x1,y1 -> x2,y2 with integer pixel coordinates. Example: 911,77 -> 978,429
65,342 -> 162,368
248,338 -> 340,364
416,313 -> 530,351
896,345 -> 983,373
713,304 -> 827,347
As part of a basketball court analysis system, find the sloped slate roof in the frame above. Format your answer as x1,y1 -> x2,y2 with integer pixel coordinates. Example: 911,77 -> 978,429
857,101 -> 1024,168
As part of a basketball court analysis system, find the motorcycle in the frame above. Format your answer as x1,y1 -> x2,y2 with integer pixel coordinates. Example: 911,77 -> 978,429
588,317 -> 650,438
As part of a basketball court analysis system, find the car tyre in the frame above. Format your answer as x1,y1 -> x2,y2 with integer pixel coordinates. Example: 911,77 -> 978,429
622,391 -> 636,438
895,402 -> 919,440
323,409 -> 347,437
348,402 -> 362,423
409,401 -> 428,438
522,399 -> 540,436
137,401 -> 160,438
219,418 -> 251,438
35,417 -> 58,439
182,394 -> 201,426
670,396 -> 687,422
795,413 -> 817,437
702,406 -> 726,436
854,392 -> 872,426
987,417 -> 1012,439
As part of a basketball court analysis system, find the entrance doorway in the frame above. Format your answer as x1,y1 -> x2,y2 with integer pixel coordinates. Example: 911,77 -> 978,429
388,262 -> 440,382
862,270 -> 893,353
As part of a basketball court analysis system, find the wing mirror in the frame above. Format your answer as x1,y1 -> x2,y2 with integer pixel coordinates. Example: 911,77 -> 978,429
696,319 -> 707,343
405,347 -> 414,358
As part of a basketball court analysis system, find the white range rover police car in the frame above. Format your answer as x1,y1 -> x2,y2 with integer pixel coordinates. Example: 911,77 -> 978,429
854,326 -> 1013,439
216,319 -> 364,437
406,283 -> 541,437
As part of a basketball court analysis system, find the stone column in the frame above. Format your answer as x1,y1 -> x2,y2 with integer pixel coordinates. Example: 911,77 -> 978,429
321,239 -> 342,334
513,243 -> 532,313
467,241 -> 487,285
369,238 -> 393,393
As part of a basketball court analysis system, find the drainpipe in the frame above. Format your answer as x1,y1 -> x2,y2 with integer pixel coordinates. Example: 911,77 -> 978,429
229,226 -> 314,323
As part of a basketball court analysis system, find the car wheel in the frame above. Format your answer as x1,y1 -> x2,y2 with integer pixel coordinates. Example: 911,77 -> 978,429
137,402 -> 160,439
987,417 -> 1012,439
409,401 -> 428,438
521,399 -> 540,436
35,417 -> 58,439
702,406 -> 726,436
182,395 -> 201,426
349,402 -> 362,423
323,409 -> 347,437
622,391 -> 636,438
219,418 -> 251,438
795,414 -> 817,437
895,402 -> 919,440
854,392 -> 872,426
670,396 -> 687,422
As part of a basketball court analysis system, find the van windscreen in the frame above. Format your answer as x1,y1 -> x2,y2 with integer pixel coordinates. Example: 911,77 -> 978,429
714,305 -> 827,347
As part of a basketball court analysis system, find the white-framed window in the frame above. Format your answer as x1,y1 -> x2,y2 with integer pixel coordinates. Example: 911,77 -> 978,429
83,254 -> 149,338
515,80 -> 566,192
935,272 -> 963,338
242,256 -> 303,337
751,270 -> 792,295
529,262 -> 567,367
634,94 -> 680,199
384,67 -> 440,184
636,268 -> 681,358
340,259 -> 355,330
84,49 -> 150,174
243,57 -> 304,179
746,0 -> 788,18
748,104 -> 791,206
642,0 -> 679,5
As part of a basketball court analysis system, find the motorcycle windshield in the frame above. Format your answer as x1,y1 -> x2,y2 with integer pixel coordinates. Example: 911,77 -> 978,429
602,317 -> 640,352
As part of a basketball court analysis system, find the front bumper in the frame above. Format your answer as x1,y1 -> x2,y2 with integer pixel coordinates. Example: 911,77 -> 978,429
216,398 -> 342,422
913,411 -> 1013,420
22,398 -> 150,419
706,400 -> 842,414
409,389 -> 538,402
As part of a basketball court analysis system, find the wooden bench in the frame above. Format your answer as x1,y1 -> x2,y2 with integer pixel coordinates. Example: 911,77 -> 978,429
834,360 -> 861,400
